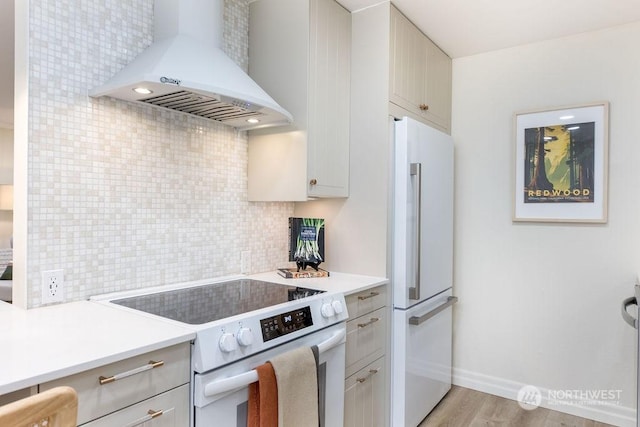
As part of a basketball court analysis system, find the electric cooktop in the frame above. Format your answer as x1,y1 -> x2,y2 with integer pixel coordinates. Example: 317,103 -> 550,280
111,279 -> 324,325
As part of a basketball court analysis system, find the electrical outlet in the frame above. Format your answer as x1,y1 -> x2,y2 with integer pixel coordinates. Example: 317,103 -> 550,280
240,251 -> 251,274
42,269 -> 64,304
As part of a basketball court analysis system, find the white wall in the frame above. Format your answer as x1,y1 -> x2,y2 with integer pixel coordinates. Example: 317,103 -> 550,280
451,22 -> 640,425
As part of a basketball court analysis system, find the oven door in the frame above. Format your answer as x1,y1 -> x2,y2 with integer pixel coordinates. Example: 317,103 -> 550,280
193,322 -> 346,427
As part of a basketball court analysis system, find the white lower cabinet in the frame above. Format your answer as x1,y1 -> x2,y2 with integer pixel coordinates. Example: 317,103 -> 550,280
344,285 -> 389,427
0,387 -> 36,407
344,356 -> 386,427
82,384 -> 189,427
40,342 -> 190,426
345,306 -> 386,378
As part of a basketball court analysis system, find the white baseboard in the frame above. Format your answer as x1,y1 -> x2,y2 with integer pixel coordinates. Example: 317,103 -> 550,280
452,367 -> 636,427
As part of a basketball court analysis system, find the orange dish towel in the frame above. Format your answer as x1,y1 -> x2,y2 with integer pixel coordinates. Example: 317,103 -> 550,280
270,347 -> 318,427
248,362 -> 278,427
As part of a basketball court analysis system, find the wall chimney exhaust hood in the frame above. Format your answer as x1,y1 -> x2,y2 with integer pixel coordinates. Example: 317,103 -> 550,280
89,0 -> 292,131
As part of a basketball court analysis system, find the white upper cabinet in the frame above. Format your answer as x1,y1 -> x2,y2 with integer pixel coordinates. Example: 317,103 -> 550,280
248,0 -> 351,201
389,6 -> 452,133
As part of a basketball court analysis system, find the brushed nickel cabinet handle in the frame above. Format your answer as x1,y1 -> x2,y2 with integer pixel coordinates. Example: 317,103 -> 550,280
357,317 -> 379,328
357,291 -> 380,301
356,368 -> 380,383
128,409 -> 166,426
309,178 -> 318,185
419,103 -> 429,111
147,409 -> 164,419
358,292 -> 380,301
98,360 -> 165,385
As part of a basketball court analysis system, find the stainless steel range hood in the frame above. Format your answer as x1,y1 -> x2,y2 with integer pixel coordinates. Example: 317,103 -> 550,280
89,0 -> 292,131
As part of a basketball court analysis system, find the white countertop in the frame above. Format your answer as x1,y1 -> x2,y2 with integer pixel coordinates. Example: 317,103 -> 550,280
0,300 -> 195,395
0,271 -> 388,397
249,271 -> 389,295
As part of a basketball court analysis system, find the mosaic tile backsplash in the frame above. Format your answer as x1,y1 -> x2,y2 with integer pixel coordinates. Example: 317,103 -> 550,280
26,0 -> 293,307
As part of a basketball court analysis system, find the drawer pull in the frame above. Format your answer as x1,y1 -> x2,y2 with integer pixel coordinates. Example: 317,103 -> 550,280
128,409 -> 165,426
98,360 -> 165,385
357,317 -> 379,328
148,409 -> 164,419
357,291 -> 380,301
356,368 -> 380,383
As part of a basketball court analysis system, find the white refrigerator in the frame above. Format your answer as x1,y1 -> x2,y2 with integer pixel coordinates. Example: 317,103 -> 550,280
391,117 -> 457,427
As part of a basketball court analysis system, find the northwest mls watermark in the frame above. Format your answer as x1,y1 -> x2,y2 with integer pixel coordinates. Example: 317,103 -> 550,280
517,385 -> 622,410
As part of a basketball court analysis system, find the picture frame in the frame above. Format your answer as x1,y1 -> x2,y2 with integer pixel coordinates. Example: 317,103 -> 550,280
513,102 -> 609,223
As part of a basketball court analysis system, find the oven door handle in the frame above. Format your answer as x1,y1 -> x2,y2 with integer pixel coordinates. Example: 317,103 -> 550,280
204,370 -> 259,399
203,328 -> 346,398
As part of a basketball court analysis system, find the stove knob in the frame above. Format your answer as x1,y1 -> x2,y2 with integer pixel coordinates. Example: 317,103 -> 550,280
219,333 -> 238,353
321,302 -> 335,318
332,300 -> 344,314
236,327 -> 254,347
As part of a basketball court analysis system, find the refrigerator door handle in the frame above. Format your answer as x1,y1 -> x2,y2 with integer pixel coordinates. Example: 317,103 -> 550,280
621,296 -> 638,329
409,296 -> 458,326
409,162 -> 422,300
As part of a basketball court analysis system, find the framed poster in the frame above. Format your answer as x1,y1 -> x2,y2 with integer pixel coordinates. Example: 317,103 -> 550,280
513,102 -> 609,223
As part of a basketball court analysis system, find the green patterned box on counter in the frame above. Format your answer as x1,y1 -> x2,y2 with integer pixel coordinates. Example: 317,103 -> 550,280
277,267 -> 330,279
288,217 -> 325,271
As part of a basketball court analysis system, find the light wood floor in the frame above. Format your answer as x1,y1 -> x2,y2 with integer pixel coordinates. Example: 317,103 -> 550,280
419,386 -> 616,427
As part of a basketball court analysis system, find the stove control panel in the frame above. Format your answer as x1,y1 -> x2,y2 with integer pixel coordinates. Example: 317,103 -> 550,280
260,306 -> 313,342
218,333 -> 238,353
320,300 -> 345,318
236,327 -> 254,347
192,291 -> 349,373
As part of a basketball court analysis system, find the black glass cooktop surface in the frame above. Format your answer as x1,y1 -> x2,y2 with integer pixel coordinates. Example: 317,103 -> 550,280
112,279 -> 324,325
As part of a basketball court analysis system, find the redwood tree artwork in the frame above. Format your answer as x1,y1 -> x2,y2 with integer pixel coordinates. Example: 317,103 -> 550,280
523,122 -> 595,203
525,127 -> 554,193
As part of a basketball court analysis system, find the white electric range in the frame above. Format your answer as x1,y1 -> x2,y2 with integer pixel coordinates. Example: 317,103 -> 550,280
92,275 -> 348,427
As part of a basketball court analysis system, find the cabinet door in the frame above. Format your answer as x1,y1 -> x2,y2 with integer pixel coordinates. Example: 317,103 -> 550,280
81,384 -> 189,427
424,39 -> 452,132
307,0 -> 351,198
345,306 -> 386,378
389,6 -> 452,133
40,343 -> 190,425
344,356 -> 386,427
389,6 -> 426,115
345,285 -> 387,320
248,0 -> 350,201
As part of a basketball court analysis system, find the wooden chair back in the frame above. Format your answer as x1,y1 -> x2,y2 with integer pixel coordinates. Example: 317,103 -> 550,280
0,386 -> 78,427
